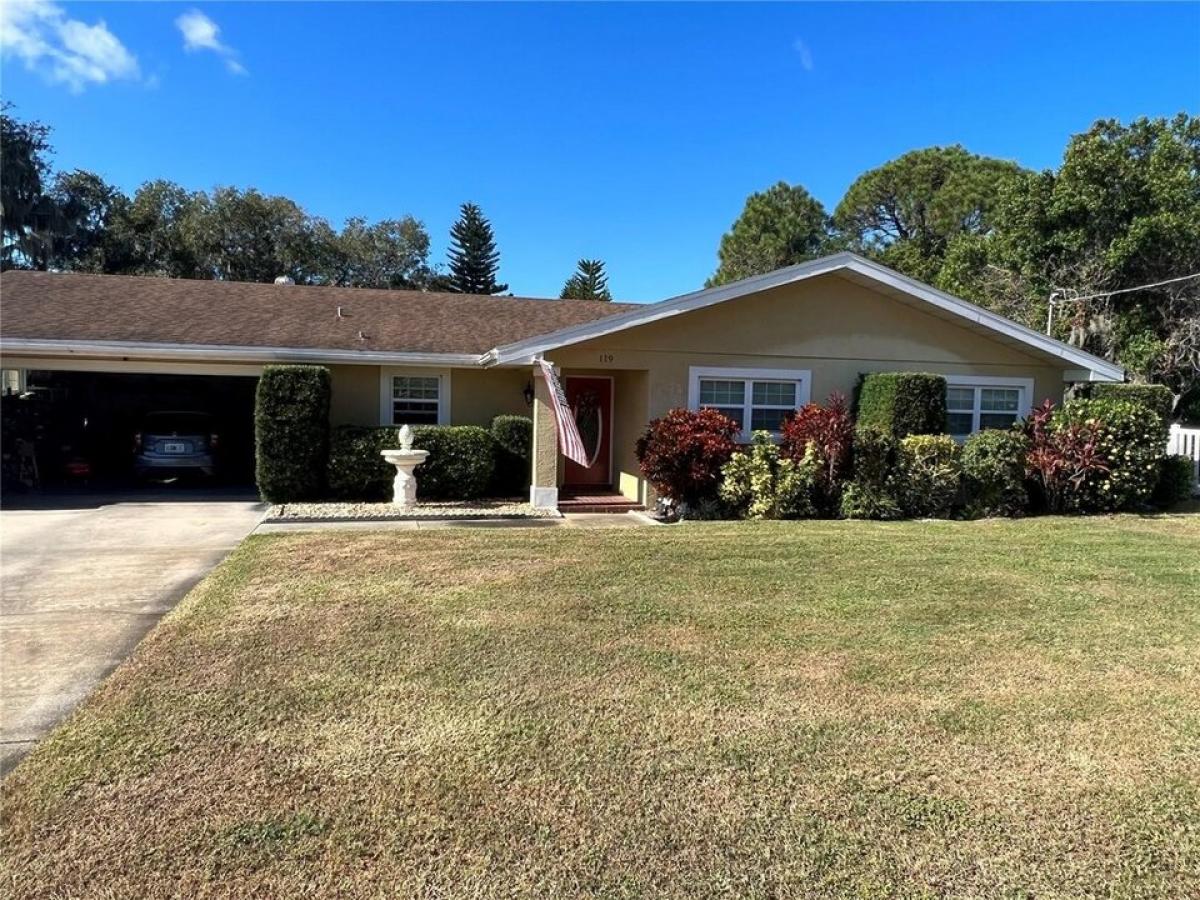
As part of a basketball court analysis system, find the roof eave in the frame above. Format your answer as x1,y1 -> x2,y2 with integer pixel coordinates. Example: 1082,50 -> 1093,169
0,338 -> 486,368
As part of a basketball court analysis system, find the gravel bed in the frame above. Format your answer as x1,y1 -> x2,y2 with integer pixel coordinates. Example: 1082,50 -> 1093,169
267,500 -> 559,522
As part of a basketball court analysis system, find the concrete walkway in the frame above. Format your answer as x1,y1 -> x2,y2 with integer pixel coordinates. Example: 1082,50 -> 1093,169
0,492 -> 265,775
253,510 -> 658,534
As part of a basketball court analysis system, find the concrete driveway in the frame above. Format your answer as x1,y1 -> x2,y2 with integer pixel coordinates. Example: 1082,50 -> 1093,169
0,491 -> 265,775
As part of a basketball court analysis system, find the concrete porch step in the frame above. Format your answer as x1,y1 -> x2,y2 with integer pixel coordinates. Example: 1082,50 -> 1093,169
557,491 -> 645,514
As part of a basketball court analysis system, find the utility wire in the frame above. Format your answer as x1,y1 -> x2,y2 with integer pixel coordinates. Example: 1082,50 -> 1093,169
1053,272 -> 1200,305
1045,271 -> 1200,334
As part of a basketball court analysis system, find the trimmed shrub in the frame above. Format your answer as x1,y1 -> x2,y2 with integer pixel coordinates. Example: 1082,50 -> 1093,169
960,429 -> 1029,518
780,392 -> 854,515
1053,398 -> 1164,512
1084,383 -> 1174,426
840,426 -> 902,520
720,432 -> 818,520
254,365 -> 331,503
491,415 -> 532,496
1025,400 -> 1109,514
896,435 -> 961,518
327,424 -> 496,501
635,408 -> 739,511
1153,455 -> 1196,507
856,372 -> 948,438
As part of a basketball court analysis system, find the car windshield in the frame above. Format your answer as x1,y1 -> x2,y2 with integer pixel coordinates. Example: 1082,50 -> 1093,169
142,413 -> 213,435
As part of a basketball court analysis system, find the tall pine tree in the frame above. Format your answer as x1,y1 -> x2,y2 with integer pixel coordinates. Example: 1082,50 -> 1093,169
445,202 -> 507,294
560,258 -> 612,301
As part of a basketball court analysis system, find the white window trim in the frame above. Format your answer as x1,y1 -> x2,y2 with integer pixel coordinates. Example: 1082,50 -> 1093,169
945,375 -> 1034,438
379,367 -> 451,426
687,366 -> 812,442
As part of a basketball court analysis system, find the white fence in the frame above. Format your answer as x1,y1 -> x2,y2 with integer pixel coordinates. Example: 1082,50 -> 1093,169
1167,424 -> 1200,494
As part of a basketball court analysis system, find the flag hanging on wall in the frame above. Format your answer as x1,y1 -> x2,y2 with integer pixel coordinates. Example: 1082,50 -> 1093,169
537,358 -> 590,467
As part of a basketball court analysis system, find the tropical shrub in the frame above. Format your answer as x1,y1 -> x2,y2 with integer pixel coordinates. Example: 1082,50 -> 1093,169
254,365 -> 331,503
327,425 -> 496,501
720,432 -> 818,520
635,408 -> 739,511
1053,398 -> 1164,511
840,426 -> 902,520
491,415 -> 532,496
1024,400 -> 1110,513
896,434 -> 961,518
960,429 -> 1029,518
1153,455 -> 1196,507
855,372 -> 948,438
780,392 -> 854,514
1084,383 -> 1174,427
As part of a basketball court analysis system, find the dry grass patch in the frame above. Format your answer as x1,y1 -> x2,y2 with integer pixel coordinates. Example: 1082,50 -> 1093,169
2,515 -> 1199,898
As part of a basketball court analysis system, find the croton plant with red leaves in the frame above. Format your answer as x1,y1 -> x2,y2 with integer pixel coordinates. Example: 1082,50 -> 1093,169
635,408 -> 739,509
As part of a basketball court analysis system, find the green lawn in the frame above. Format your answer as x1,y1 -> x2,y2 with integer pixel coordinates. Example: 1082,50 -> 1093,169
3,516 -> 1199,898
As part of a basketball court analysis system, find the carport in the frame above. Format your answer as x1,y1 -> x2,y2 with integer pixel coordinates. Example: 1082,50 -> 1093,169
2,359 -> 260,492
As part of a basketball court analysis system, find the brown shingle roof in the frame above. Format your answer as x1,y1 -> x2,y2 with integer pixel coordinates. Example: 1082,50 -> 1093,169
0,271 -> 641,356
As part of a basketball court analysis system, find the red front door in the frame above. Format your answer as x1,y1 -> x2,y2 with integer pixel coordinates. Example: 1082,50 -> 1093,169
563,376 -> 613,487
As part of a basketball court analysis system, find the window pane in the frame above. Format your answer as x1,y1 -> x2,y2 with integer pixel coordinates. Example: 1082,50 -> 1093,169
750,408 -> 790,432
392,401 -> 439,425
699,379 -> 744,405
704,406 -> 743,428
394,376 -> 439,400
946,386 -> 975,410
751,381 -> 796,407
981,388 -> 1020,412
979,412 -> 1018,431
948,412 -> 974,437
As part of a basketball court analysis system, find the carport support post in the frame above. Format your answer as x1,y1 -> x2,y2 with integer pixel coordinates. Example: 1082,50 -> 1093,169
530,364 -> 559,510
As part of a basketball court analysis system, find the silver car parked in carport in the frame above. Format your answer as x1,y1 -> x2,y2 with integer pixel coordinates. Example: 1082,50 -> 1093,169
134,411 -> 219,480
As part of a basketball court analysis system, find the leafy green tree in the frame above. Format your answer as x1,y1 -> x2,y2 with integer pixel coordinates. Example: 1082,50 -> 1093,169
833,146 -> 1024,284
942,115 -> 1200,414
1,105 -> 59,270
107,180 -> 210,278
329,216 -> 432,289
707,182 -> 831,286
446,202 -> 507,294
560,258 -> 612,300
45,170 -> 131,273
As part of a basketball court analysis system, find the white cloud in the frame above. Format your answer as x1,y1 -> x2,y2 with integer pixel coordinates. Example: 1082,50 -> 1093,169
176,9 -> 246,75
792,37 -> 814,72
0,0 -> 140,92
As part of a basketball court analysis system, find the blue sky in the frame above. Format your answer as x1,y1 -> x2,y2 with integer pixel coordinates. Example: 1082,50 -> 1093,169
3,2 -> 1198,302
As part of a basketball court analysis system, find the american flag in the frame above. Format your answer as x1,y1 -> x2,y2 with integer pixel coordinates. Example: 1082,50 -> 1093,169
537,358 -> 591,468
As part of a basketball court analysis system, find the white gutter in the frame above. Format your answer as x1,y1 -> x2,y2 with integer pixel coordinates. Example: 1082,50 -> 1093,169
0,338 -> 484,368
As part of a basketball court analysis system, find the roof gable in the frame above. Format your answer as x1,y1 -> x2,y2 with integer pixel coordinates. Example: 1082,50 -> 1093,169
484,252 -> 1124,381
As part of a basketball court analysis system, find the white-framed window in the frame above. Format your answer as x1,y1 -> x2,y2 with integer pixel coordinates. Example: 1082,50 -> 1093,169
688,366 -> 812,441
379,369 -> 450,426
945,376 -> 1034,440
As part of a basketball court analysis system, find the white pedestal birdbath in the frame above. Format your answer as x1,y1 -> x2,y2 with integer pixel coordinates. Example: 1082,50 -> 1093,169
380,425 -> 429,510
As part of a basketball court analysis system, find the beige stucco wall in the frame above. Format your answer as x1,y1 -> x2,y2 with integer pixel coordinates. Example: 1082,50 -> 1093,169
328,364 -> 381,426
328,365 -> 530,428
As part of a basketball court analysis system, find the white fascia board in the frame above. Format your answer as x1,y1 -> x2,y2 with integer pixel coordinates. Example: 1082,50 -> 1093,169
484,251 -> 1126,382
0,338 -> 483,368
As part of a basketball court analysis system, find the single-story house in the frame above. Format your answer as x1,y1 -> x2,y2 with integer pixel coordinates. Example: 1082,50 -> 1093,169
0,252 -> 1124,508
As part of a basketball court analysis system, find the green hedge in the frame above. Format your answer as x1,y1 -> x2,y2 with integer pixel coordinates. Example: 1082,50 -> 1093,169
327,425 -> 496,501
896,434 -> 961,519
491,415 -> 532,497
856,372 -> 948,438
960,429 -> 1029,518
1153,456 -> 1196,507
1053,398 -> 1165,512
254,365 -> 331,503
840,426 -> 902,520
1084,383 -> 1174,424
